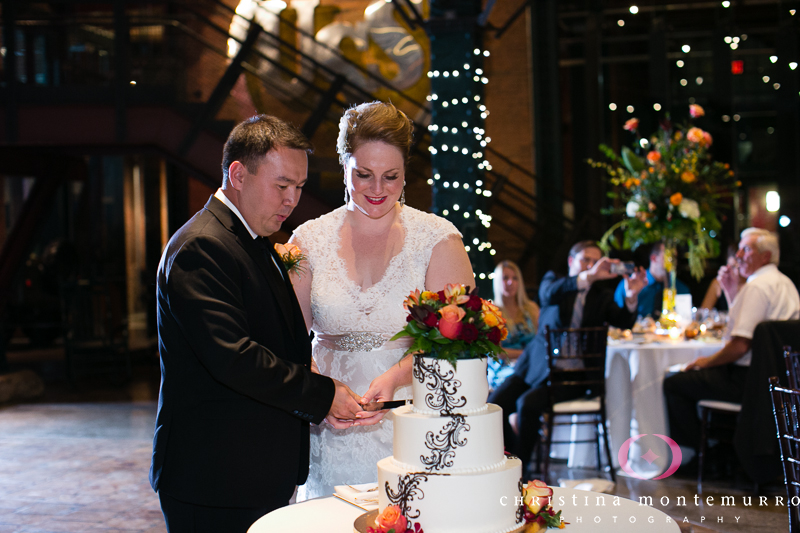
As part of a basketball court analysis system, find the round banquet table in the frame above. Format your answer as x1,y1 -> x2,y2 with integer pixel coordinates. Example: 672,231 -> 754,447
605,337 -> 724,477
248,487 -> 680,533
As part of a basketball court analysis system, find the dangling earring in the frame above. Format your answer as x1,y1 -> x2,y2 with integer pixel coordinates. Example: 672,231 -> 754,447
399,181 -> 406,207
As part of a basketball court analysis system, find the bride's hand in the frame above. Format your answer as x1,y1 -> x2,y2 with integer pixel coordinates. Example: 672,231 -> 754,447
352,371 -> 398,426
325,415 -> 357,429
360,371 -> 397,407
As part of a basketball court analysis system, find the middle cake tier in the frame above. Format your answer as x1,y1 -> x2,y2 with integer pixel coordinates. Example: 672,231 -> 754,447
391,403 -> 506,473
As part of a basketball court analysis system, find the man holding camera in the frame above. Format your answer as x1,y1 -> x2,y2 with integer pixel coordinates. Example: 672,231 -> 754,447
489,240 -> 648,478
613,242 -> 691,318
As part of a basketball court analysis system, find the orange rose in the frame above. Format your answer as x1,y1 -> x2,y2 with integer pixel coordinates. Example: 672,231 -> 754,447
687,127 -> 705,144
703,131 -> 713,146
670,192 -> 683,206
681,171 -> 696,183
689,104 -> 705,118
375,505 -> 407,533
646,151 -> 661,164
623,118 -> 639,132
481,300 -> 506,328
438,304 -> 466,339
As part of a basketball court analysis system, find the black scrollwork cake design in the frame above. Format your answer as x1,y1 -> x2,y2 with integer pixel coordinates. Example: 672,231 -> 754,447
385,473 -> 428,520
386,472 -> 449,524
516,477 -> 525,523
420,414 -> 470,471
413,356 -> 467,414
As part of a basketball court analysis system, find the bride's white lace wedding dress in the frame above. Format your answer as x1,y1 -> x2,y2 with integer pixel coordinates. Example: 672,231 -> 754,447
293,205 -> 460,501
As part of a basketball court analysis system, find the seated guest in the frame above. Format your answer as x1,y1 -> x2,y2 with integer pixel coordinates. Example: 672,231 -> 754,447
488,240 -> 648,478
664,228 -> 800,458
487,260 -> 540,390
613,242 -> 690,318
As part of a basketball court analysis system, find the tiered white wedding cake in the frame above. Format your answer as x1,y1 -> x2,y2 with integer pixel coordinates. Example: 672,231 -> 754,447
376,356 -> 524,533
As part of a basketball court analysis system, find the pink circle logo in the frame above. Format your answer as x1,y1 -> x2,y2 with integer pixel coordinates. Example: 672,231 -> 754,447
617,434 -> 683,480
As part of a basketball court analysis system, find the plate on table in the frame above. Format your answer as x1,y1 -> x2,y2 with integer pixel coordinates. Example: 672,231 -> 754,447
353,509 -> 379,533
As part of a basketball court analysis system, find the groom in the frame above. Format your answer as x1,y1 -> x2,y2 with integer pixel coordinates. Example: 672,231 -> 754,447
151,115 -> 368,532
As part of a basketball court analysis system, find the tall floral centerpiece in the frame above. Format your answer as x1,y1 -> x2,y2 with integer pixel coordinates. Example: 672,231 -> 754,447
589,105 -> 738,321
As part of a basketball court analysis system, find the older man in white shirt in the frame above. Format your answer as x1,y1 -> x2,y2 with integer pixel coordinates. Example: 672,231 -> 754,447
664,228 -> 800,459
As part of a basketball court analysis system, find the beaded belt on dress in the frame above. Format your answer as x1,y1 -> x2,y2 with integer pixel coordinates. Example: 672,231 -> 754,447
315,333 -> 413,352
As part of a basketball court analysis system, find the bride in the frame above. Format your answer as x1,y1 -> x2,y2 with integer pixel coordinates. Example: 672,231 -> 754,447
290,101 -> 475,500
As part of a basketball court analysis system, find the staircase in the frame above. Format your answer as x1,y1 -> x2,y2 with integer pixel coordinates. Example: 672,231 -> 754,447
0,0 -> 561,289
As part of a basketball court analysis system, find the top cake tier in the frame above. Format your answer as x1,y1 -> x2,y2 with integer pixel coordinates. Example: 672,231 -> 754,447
411,356 -> 489,415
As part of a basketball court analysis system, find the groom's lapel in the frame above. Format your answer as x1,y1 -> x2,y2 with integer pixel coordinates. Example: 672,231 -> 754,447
205,196 -> 295,335
248,236 -> 295,336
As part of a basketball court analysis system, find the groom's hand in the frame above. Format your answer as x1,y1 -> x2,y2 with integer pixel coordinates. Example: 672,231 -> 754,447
325,379 -> 366,429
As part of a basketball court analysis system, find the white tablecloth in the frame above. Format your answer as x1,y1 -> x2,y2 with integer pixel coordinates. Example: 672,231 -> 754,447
605,338 -> 724,477
248,487 -> 680,532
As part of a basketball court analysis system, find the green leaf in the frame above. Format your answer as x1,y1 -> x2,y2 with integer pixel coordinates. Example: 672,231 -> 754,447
621,146 -> 645,175
390,329 -> 411,341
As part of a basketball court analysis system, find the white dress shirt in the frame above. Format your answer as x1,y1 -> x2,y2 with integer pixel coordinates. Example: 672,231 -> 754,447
726,263 -> 800,366
214,189 -> 284,279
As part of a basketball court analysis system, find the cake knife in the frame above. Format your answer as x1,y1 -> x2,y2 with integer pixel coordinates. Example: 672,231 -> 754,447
361,399 -> 411,411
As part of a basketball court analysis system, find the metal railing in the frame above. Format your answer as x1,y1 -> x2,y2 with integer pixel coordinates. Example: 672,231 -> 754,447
0,0 -> 572,254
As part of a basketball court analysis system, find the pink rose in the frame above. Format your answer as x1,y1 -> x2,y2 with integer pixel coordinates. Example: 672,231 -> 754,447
523,480 -> 553,515
703,131 -> 713,147
689,104 -> 705,118
376,505 -> 407,533
687,127 -> 705,144
623,118 -> 639,132
438,304 -> 466,340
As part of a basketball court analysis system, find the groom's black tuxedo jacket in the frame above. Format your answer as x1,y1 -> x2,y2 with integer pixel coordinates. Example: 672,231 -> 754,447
150,195 -> 335,508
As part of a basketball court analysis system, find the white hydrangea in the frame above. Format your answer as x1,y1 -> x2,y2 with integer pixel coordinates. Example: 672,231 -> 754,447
678,198 -> 701,219
626,201 -> 640,218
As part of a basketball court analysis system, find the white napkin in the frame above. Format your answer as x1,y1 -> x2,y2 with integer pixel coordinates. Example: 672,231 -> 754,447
334,483 -> 379,511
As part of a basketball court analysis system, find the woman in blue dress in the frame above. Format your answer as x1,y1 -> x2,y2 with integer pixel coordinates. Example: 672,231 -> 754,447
487,260 -> 540,390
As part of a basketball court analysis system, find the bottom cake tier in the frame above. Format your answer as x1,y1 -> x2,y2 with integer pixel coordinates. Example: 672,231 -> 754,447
376,456 -> 524,533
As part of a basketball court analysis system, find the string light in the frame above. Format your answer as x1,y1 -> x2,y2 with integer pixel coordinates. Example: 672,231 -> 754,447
428,47 -> 495,281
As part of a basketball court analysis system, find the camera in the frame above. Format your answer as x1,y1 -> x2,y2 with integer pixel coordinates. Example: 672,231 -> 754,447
609,261 -> 635,275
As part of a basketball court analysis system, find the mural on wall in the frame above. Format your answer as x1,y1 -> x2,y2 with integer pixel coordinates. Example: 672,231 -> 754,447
228,0 -> 428,105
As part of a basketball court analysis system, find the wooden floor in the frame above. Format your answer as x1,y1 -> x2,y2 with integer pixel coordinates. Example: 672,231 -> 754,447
0,353 -> 791,533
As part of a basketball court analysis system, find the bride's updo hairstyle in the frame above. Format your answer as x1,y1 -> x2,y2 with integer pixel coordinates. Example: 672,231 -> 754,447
336,101 -> 413,168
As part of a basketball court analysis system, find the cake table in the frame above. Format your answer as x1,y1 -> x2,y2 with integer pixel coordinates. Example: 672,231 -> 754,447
248,487 -> 681,533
